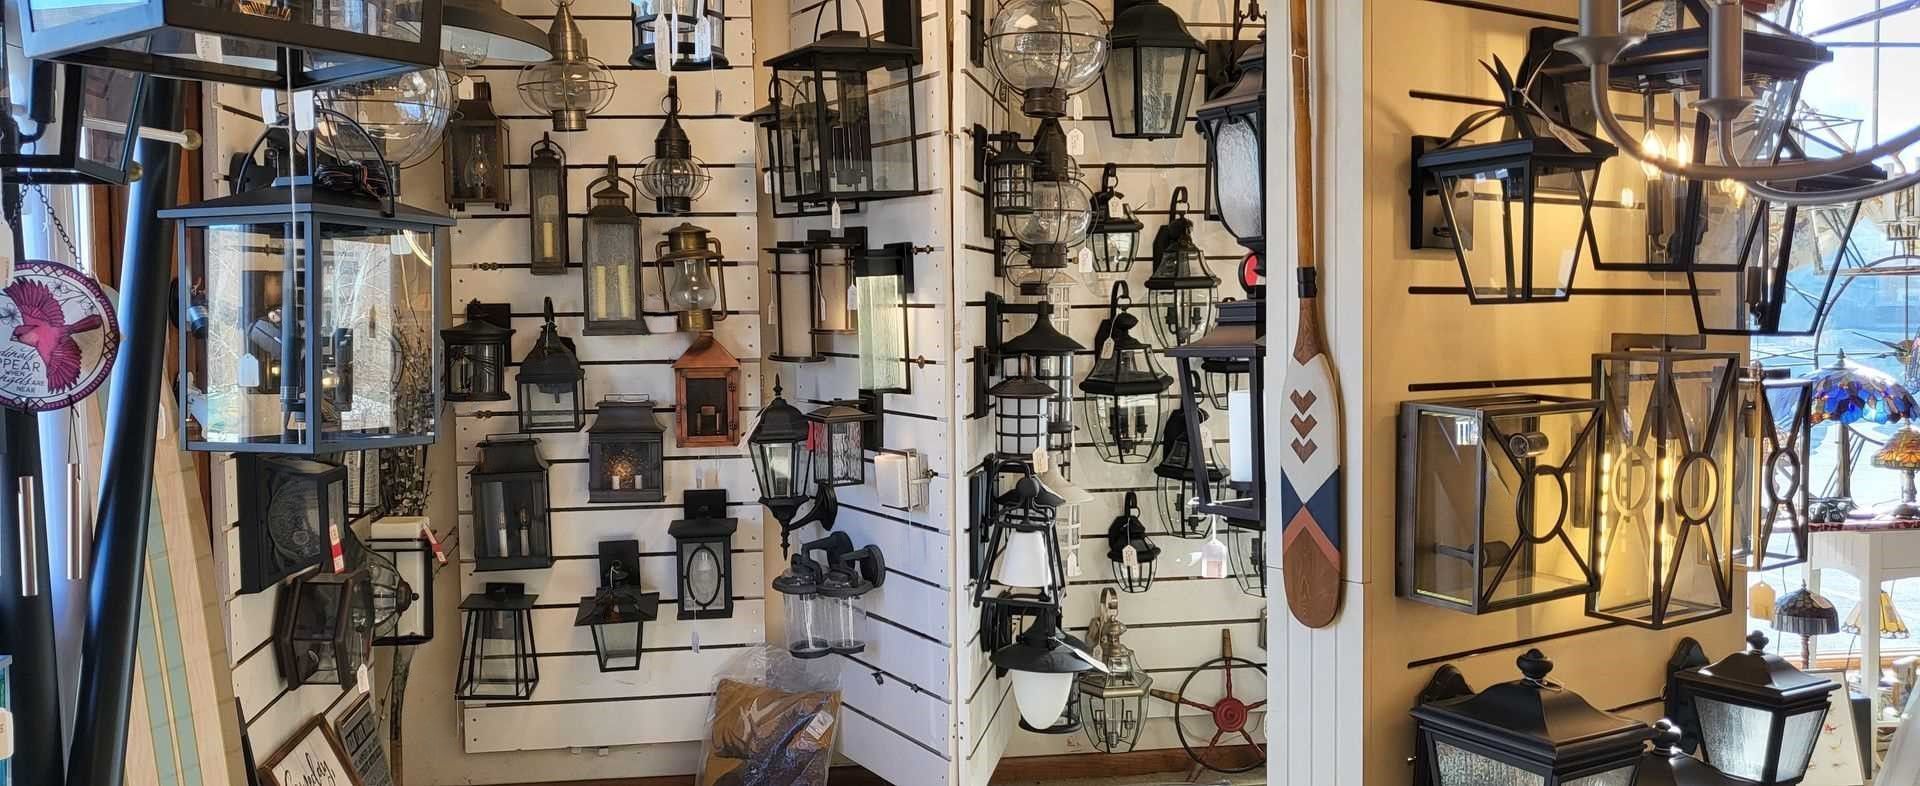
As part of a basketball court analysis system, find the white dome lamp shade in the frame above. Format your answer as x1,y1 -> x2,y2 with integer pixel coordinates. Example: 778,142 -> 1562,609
994,529 -> 1058,589
992,609 -> 1103,730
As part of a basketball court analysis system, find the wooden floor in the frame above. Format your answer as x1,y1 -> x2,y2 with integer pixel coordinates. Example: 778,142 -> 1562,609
497,747 -> 1263,786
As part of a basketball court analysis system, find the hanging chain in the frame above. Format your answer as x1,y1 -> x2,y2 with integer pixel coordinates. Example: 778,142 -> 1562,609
31,184 -> 81,263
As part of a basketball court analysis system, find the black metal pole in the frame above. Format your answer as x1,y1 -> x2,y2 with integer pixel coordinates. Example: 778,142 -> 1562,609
65,76 -> 182,786
0,406 -> 59,784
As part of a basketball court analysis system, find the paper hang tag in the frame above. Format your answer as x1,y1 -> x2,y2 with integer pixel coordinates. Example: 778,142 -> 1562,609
0,707 -> 12,760
292,91 -> 316,133
1077,246 -> 1094,273
1070,96 -> 1083,121
692,0 -> 713,62
457,78 -> 475,101
194,33 -> 220,64
690,630 -> 701,653
1065,642 -> 1112,674
1066,128 -> 1086,157
1030,447 -> 1049,475
1519,92 -> 1591,154
804,710 -> 835,742
829,200 -> 843,231
763,170 -> 775,195
260,89 -> 281,126
356,664 -> 372,695
1199,533 -> 1229,579
1121,544 -> 1139,569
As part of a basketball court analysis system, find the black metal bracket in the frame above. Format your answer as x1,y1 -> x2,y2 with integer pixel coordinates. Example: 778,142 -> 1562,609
597,540 -> 643,589
465,300 -> 514,332
1611,333 -> 1707,352
883,0 -> 925,66
855,391 -> 886,451
971,124 -> 990,183
971,346 -> 991,419
683,488 -> 728,520
1408,135 -> 1469,251
1410,664 -> 1475,786
983,291 -> 1055,366
968,0 -> 985,67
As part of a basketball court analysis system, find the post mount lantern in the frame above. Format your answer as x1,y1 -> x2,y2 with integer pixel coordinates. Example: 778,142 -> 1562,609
1105,492 -> 1158,593
657,222 -> 730,333
236,455 -> 347,593
446,79 -> 512,211
516,298 -> 586,434
470,435 -> 554,572
1081,283 -> 1171,465
1196,35 -> 1265,261
1087,164 -> 1144,276
582,158 -> 648,336
528,133 -> 570,275
630,0 -> 728,70
588,397 -> 667,503
1169,297 -> 1265,525
1670,632 -> 1838,786
1734,365 -> 1812,572
1411,649 -> 1650,786
518,0 -> 617,132
637,77 -> 712,215
673,333 -> 741,447
764,0 -> 927,206
1101,0 -> 1202,140
456,583 -> 539,701
1143,186 -> 1219,348
0,54 -> 145,185
443,300 -> 514,402
985,0 -> 1110,118
1077,589 -> 1151,753
275,568 -> 374,690
572,540 -> 661,672
669,489 -> 737,620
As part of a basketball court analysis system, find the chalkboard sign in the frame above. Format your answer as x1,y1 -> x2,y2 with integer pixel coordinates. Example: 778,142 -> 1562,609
331,697 -> 393,786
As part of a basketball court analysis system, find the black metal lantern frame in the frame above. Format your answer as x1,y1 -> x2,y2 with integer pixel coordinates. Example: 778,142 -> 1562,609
528,133 -> 571,275
1087,164 -> 1144,276
854,239 -> 922,395
764,0 -> 926,206
17,0 -> 443,90
1169,298 -> 1264,526
0,58 -> 145,185
1081,283 -> 1171,466
573,540 -> 662,673
582,158 -> 650,336
770,241 -> 826,364
1225,525 -> 1264,597
516,298 -> 586,434
973,466 -> 1069,605
366,517 -> 437,646
1411,650 -> 1650,786
168,113 -> 449,455
978,129 -> 1038,238
1143,186 -> 1219,349
987,294 -> 1083,456
444,300 -> 514,403
630,0 -> 730,71
1196,34 -> 1265,260
275,568 -> 374,690
1396,393 -> 1601,615
588,397 -> 667,503
470,435 -> 555,572
446,79 -> 512,211
1101,0 -> 1202,141
670,489 -> 737,620
1668,632 -> 1838,786
456,582 -> 539,701
1106,491 -> 1158,593
636,77 -> 712,215
1153,403 -> 1226,540
1734,366 -> 1812,572
1408,60 -> 1616,305
742,99 -> 869,219
751,381 -> 818,551
237,455 -> 346,594
807,397 -> 880,488
1587,334 -> 1738,631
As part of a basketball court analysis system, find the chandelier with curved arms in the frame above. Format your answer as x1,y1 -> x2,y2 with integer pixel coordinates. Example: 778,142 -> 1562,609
1556,0 -> 1920,204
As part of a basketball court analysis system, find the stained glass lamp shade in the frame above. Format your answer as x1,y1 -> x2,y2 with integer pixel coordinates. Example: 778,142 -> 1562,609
1842,591 -> 1910,640
1804,354 -> 1919,426
1875,427 -> 1920,517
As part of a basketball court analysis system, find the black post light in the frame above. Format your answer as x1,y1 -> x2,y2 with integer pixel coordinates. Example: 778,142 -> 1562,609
807,399 -> 879,488
1101,0 -> 1202,140
1411,650 -> 1650,786
1669,633 -> 1838,786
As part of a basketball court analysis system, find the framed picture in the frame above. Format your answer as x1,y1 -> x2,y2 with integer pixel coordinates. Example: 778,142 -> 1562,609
258,715 -> 362,786
1801,669 -> 1869,786
329,695 -> 394,786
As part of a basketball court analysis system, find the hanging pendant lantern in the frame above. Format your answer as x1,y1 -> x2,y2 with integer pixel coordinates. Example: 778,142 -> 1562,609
517,0 -> 617,132
515,299 -> 586,434
1670,632 -> 1838,785
1087,164 -> 1144,276
984,0 -> 1110,118
669,490 -> 737,620
1080,283 -> 1170,465
587,397 -> 666,503
656,222 -> 730,333
1101,0 -> 1201,140
629,0 -> 728,70
582,158 -> 649,335
528,134 -> 570,275
446,79 -> 512,211
1143,187 -> 1219,348
637,78 -> 712,215
1105,492 -> 1157,593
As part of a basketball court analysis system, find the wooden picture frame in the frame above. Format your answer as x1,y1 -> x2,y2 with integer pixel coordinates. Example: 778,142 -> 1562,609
258,715 -> 363,786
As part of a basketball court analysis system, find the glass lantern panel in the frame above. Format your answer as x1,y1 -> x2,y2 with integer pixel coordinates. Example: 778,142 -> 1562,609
1032,355 -> 1076,446
1150,280 -> 1215,348
995,394 -> 1047,458
478,480 -> 549,560
1564,767 -> 1635,786
682,376 -> 731,439
292,581 -> 344,640
1411,410 -> 1486,607
593,622 -> 641,670
778,81 -> 821,199
828,66 -> 916,198
827,595 -> 865,653
477,610 -> 527,685
664,256 -> 722,314
1211,118 -> 1262,242
451,126 -> 503,203
1693,697 -> 1778,781
1480,409 -> 1594,606
585,232 -> 641,326
1111,47 -> 1193,139
814,421 -> 864,486
596,441 -> 656,495
857,272 -> 906,392
520,377 -> 580,432
3,64 -> 141,180
1432,741 -> 1546,786
188,222 -> 300,447
1693,198 -> 1855,334
754,439 -> 811,499
683,542 -> 724,609
1775,706 -> 1827,782
1085,393 -> 1161,463
815,246 -> 854,333
530,162 -> 567,270
1092,227 -> 1136,274
1433,164 -> 1599,301
784,593 -> 829,657
1736,383 -> 1808,567
773,249 -> 818,359
316,223 -> 437,448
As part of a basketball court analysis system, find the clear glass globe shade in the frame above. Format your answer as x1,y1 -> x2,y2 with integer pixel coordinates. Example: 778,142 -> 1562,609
987,0 -> 1109,95
641,157 -> 710,200
1014,179 -> 1093,247
313,67 -> 453,168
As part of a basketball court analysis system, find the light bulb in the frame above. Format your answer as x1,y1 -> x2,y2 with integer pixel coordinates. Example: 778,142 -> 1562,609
1620,187 -> 1637,209
1640,132 -> 1666,179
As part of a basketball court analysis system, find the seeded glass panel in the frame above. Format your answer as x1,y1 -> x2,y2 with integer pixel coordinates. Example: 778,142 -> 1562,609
318,224 -> 438,448
857,271 -> 906,392
682,542 -> 724,609
1694,698 -> 1775,781
585,234 -> 640,327
1106,46 -> 1193,139
191,223 -> 299,446
1433,741 -> 1545,786
1564,767 -> 1635,786
593,622 -> 640,671
449,343 -> 505,399
1085,393 -> 1160,464
1775,707 -> 1825,782
1212,121 -> 1262,243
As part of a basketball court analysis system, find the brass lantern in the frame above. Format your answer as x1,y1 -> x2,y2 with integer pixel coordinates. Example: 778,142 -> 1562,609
446,79 -> 511,210
636,77 -> 711,215
582,158 -> 648,335
1078,589 -> 1152,753
528,134 -> 570,275
674,333 -> 741,447
517,0 -> 616,131
656,222 -> 729,333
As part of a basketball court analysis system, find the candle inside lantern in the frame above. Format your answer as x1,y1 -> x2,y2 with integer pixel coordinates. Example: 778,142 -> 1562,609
1229,389 -> 1253,485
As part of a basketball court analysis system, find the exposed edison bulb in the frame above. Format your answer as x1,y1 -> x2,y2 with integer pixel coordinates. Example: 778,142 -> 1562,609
1721,179 -> 1748,204
1640,132 -> 1667,179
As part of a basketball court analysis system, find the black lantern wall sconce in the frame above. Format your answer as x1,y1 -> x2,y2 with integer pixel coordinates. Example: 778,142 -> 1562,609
1411,650 -> 1650,786
674,333 -> 742,447
456,582 -> 539,701
573,540 -> 661,673
855,239 -> 924,395
751,381 -> 841,553
769,231 -> 859,364
763,0 -> 926,208
1154,404 -> 1226,540
985,294 -> 1084,457
528,133 -> 570,275
1169,297 -> 1264,526
669,490 -> 737,620
367,517 -> 438,646
808,398 -> 881,488
657,222 -> 730,334
588,397 -> 667,504
446,79 -> 512,211
1106,492 -> 1158,593
974,128 -> 1038,237
1101,0 -> 1202,141
1397,393 -> 1600,615
1589,334 -> 1738,631
516,298 -> 586,434
237,455 -> 346,594
1198,32 -> 1264,261
636,78 -> 712,215
275,568 -> 374,690
974,469 -> 1069,604
1081,283 -> 1171,465
630,0 -> 728,70
774,532 -> 885,658
1087,164 -> 1144,277
1004,119 -> 1091,273
993,602 -> 1096,734
169,113 -> 448,455
443,301 -> 514,403
16,0 -> 442,89
470,435 -> 554,572
1409,58 -> 1615,304
583,157 -> 649,336
1667,633 -> 1838,786
0,56 -> 145,185
1734,365 -> 1811,572
1143,187 -> 1219,349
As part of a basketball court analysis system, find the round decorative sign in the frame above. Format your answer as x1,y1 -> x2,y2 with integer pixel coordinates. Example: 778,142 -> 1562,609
0,261 -> 119,411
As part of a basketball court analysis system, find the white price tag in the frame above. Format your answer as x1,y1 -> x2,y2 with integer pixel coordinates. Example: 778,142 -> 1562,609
690,630 -> 701,653
805,711 -> 835,741
1070,95 -> 1084,121
763,170 -> 775,195
1077,246 -> 1094,273
292,91 -> 316,132
654,17 -> 672,73
1121,544 -> 1139,569
0,707 -> 13,760
1199,532 -> 1229,579
1066,128 -> 1086,157
356,664 -> 372,695
457,78 -> 476,101
829,200 -> 843,231
195,33 -> 220,63
260,89 -> 280,126
1030,447 -> 1049,475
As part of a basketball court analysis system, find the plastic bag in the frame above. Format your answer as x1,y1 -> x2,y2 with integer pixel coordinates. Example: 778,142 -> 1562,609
697,644 -> 843,786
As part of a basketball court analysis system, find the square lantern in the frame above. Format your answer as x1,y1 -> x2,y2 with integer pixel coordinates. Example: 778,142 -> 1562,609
989,295 -> 1083,455
855,240 -> 918,394
1733,366 -> 1812,572
587,397 -> 666,503
1196,38 -> 1265,259
515,298 -> 585,434
167,172 -> 449,454
808,399 -> 877,487
764,0 -> 925,206
366,516 -> 437,645
470,436 -> 553,572
573,540 -> 660,672
810,231 -> 860,336
582,158 -> 648,335
1397,393 -> 1601,615
456,583 -> 539,701
669,490 -> 737,620
442,301 -> 514,403
0,56 -> 144,185
629,0 -> 728,70
237,455 -> 346,594
768,233 -> 859,364
1670,632 -> 1838,785
1411,650 -> 1650,786
528,134 -> 570,276
1101,0 -> 1202,141
1081,283 -> 1170,465
1588,334 -> 1738,630
16,0 -> 443,90
275,568 -> 374,690
1169,298 -> 1264,525
446,80 -> 512,211
674,333 -> 741,447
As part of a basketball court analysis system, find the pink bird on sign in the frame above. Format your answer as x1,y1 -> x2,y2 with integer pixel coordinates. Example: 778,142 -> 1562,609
9,277 -> 104,392
0,261 -> 119,412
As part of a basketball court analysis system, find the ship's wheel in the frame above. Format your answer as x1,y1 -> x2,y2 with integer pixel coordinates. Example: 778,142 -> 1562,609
1151,629 -> 1267,774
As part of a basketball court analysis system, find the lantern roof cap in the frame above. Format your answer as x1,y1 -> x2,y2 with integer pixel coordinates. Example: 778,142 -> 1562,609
674,333 -> 739,370
453,81 -> 506,124
572,585 -> 660,626
765,28 -> 920,72
998,474 -> 1066,512
1675,631 -> 1839,707
990,612 -> 1099,675
1004,316 -> 1085,355
752,381 -> 812,442
669,512 -> 739,540
1629,720 -> 1738,786
519,324 -> 583,382
807,401 -> 876,425
772,553 -> 826,595
1171,299 -> 1263,359
461,583 -> 538,611
1573,13 -> 1830,93
1108,0 -> 1204,52
473,435 -> 550,475
1196,37 -> 1263,122
444,301 -> 515,341
1411,650 -> 1650,768
589,398 -> 666,435
160,178 -> 456,226
989,375 -> 1058,400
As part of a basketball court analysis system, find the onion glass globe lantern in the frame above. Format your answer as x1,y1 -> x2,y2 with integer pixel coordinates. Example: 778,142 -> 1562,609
1081,285 -> 1171,465
445,79 -> 512,210
528,134 -> 570,275
518,0 -> 617,132
637,77 -> 711,215
1670,632 -> 1838,786
630,0 -> 728,71
582,158 -> 648,336
1411,650 -> 1650,786
985,0 -> 1110,118
313,67 -> 454,171
1101,0 -> 1202,140
1143,186 -> 1218,348
1087,164 -> 1143,276
764,0 -> 927,205
443,300 -> 514,402
1196,36 -> 1265,260
0,53 -> 145,185
656,222 -> 730,333
441,0 -> 552,71
1155,405 -> 1225,540
515,299 -> 586,434
1005,119 -> 1093,270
